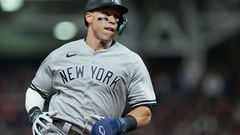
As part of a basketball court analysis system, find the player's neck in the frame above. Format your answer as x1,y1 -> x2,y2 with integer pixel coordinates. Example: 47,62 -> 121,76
85,35 -> 112,51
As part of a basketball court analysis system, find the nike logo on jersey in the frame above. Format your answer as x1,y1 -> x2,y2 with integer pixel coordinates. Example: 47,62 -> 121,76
66,53 -> 77,58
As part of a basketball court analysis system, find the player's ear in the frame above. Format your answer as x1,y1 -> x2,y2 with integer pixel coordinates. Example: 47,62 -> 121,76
85,12 -> 93,25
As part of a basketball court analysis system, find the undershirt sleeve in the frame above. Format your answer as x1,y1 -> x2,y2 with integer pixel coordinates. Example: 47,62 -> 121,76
25,87 -> 45,113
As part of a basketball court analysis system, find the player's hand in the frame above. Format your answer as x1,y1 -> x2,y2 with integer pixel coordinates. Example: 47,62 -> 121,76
28,108 -> 57,135
91,117 -> 127,135
32,111 -> 57,135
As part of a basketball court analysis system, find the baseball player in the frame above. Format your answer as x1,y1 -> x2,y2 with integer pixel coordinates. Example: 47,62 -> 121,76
25,0 -> 156,135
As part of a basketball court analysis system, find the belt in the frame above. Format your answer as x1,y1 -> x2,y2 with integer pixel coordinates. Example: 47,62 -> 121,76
53,119 -> 87,135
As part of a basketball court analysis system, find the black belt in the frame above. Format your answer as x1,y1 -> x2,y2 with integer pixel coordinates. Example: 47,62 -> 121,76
53,119 -> 86,135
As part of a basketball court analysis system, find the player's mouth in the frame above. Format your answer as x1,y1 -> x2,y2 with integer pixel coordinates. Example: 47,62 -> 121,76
104,27 -> 115,33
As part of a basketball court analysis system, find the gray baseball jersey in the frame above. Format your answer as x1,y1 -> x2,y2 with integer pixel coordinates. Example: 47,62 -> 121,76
31,39 -> 156,129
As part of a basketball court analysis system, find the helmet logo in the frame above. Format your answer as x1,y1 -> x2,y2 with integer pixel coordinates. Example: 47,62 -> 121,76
112,0 -> 121,5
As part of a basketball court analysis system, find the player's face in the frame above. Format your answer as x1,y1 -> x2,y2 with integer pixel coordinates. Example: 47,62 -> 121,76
86,8 -> 120,43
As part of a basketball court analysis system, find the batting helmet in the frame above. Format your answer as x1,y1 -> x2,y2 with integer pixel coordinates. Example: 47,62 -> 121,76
84,0 -> 128,15
84,0 -> 128,35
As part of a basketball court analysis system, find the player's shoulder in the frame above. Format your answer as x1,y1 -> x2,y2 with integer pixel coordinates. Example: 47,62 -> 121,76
55,39 -> 84,52
114,42 -> 147,72
41,39 -> 84,64
115,41 -> 142,61
48,39 -> 84,57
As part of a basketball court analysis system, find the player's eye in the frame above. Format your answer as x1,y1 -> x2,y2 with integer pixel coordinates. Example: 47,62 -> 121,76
101,11 -> 120,19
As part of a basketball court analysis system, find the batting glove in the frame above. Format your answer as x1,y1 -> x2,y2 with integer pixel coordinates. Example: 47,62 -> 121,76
28,107 -> 58,135
91,117 -> 127,135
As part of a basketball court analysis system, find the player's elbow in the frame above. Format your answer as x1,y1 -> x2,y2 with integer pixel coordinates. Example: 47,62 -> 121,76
128,106 -> 152,128
139,107 -> 152,127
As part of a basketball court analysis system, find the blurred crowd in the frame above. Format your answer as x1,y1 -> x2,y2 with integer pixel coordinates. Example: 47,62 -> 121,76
132,62 -> 240,135
0,60 -> 240,135
0,63 -> 35,135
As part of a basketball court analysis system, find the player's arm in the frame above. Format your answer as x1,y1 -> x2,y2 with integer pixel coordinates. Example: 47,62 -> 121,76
91,106 -> 152,135
25,87 -> 45,113
126,105 -> 152,128
92,56 -> 156,135
25,87 -> 57,135
91,106 -> 151,135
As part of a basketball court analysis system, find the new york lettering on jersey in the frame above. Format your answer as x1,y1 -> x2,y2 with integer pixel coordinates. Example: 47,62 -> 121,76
59,65 -> 121,90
